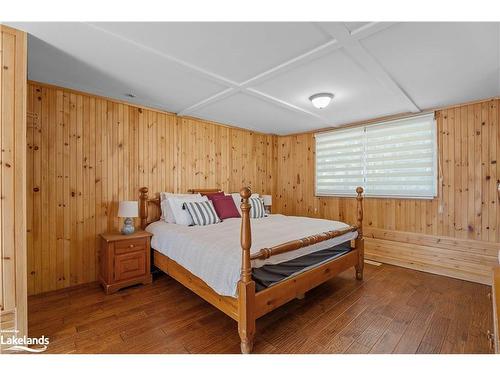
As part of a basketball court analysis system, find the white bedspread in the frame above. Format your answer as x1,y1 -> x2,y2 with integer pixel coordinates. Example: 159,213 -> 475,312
146,214 -> 357,297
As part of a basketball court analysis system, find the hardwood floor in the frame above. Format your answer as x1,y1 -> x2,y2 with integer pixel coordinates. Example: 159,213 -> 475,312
27,263 -> 493,354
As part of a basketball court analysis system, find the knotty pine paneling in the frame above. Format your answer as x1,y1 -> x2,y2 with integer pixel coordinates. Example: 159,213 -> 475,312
0,25 -> 27,343
27,79 -> 500,293
275,99 -> 500,285
26,82 -> 277,295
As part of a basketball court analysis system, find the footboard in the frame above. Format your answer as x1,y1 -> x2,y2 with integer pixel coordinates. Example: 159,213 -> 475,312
236,187 -> 364,353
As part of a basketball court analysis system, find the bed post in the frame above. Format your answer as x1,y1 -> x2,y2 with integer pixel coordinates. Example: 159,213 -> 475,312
238,187 -> 256,354
355,186 -> 364,280
139,187 -> 149,230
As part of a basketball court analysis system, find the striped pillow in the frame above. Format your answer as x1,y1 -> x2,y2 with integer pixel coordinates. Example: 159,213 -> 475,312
249,197 -> 266,218
184,200 -> 221,226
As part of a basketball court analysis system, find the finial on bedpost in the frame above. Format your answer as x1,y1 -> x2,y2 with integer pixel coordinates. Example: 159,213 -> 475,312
139,187 -> 149,230
239,187 -> 252,283
355,186 -> 364,238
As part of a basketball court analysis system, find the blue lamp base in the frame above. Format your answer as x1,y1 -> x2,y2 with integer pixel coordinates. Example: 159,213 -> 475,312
121,217 -> 135,235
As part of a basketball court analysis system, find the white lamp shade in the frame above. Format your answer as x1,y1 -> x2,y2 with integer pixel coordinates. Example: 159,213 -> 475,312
262,195 -> 272,206
117,201 -> 138,218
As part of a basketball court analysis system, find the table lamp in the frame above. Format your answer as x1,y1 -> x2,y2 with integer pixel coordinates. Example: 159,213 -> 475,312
262,195 -> 272,215
118,201 -> 138,235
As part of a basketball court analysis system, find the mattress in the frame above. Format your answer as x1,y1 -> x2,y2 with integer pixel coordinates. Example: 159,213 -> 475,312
146,214 -> 357,297
252,241 -> 352,291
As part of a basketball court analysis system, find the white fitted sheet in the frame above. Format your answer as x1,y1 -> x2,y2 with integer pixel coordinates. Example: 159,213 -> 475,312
147,214 -> 357,297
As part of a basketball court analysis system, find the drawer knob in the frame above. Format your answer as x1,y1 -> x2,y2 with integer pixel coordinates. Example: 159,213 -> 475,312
129,244 -> 134,248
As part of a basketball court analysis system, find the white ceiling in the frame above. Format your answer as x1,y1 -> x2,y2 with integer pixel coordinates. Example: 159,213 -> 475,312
7,22 -> 500,135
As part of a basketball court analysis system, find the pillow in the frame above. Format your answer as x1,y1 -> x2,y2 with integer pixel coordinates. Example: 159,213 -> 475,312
211,195 -> 240,219
249,197 -> 266,219
184,200 -> 221,226
230,192 -> 260,215
205,191 -> 225,201
160,199 -> 175,223
160,192 -> 201,223
168,196 -> 208,226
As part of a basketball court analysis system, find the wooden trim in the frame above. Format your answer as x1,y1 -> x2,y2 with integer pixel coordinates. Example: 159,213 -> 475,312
364,227 -> 499,285
187,188 -> 222,195
179,115 -> 275,137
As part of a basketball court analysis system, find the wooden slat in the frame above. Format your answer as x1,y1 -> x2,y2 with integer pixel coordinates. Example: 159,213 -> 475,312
1,31 -> 16,312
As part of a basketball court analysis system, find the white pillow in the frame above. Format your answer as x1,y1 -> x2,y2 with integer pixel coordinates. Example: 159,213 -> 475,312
168,196 -> 208,226
230,192 -> 259,215
160,192 -> 201,223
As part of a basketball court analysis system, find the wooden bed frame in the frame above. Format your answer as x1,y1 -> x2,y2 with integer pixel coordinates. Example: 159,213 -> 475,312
139,186 -> 364,353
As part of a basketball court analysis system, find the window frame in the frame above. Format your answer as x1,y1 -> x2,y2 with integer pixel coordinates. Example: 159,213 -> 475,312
314,113 -> 438,199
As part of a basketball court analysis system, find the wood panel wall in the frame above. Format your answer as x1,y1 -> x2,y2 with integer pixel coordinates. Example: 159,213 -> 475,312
26,81 -> 277,295
26,79 -> 500,294
275,99 -> 500,285
0,25 -> 27,345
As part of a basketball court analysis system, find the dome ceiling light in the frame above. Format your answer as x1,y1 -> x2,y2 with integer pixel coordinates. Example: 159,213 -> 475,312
309,93 -> 334,109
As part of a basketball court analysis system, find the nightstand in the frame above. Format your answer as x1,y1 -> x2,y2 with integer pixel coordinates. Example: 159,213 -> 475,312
99,230 -> 153,294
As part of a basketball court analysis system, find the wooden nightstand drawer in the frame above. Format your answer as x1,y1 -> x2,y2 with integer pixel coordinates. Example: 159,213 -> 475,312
114,238 -> 147,254
99,231 -> 153,294
114,251 -> 146,281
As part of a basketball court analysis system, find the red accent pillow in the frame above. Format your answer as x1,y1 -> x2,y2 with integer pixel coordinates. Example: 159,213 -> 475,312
211,195 -> 241,219
205,191 -> 225,201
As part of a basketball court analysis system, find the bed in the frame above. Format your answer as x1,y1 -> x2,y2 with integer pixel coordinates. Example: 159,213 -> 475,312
139,186 -> 364,353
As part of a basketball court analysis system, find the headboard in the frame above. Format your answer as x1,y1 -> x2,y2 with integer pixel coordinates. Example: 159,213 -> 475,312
187,188 -> 222,195
139,187 -> 223,229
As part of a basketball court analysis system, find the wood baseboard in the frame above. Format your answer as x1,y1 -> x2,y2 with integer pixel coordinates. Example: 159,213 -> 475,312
365,228 -> 498,285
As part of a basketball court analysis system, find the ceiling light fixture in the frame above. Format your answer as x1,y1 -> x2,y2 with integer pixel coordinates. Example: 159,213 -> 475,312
309,93 -> 334,109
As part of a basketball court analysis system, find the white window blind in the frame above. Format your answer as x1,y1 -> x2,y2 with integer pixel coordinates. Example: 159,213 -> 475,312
315,113 -> 437,198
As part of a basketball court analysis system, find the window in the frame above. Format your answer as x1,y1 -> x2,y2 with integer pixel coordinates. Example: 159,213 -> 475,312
315,113 -> 437,198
